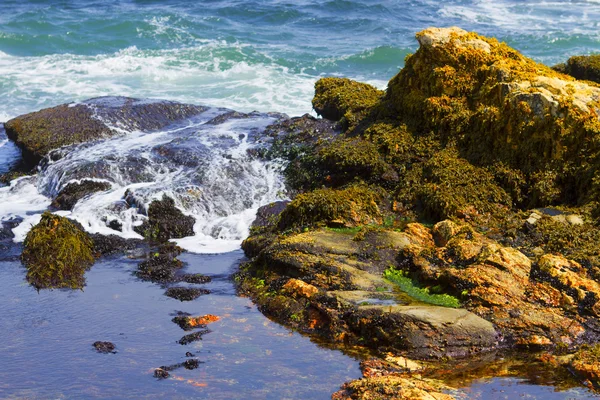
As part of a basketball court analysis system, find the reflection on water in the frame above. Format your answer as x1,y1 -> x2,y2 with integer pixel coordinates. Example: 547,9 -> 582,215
0,250 -> 360,399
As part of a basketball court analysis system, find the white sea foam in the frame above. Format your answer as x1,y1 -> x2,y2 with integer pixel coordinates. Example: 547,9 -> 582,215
0,42 -> 316,121
438,0 -> 600,36
0,108 -> 287,254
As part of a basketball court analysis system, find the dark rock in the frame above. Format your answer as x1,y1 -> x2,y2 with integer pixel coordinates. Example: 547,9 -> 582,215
553,54 -> 600,84
178,329 -> 211,345
93,341 -> 116,354
134,195 -> 195,242
182,359 -> 201,370
4,97 -> 208,168
180,273 -> 212,284
91,234 -> 144,257
136,255 -> 183,283
51,180 -> 112,210
251,201 -> 290,229
165,287 -> 210,302
153,368 -> 169,379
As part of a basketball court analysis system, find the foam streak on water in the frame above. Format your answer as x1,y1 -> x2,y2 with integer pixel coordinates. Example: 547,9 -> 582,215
0,108 -> 287,253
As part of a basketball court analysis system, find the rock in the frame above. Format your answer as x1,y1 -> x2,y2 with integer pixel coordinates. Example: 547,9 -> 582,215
432,220 -> 459,247
136,254 -> 183,283
553,54 -> 600,84
385,27 -> 600,209
22,212 -> 95,289
51,180 -> 112,210
164,287 -> 210,302
566,214 -> 584,226
348,304 -> 497,359
251,201 -> 290,229
90,234 -> 144,257
537,254 -> 600,315
172,314 -> 220,331
282,278 -> 319,299
153,368 -> 169,379
312,77 -> 383,130
93,341 -> 116,354
333,374 -> 454,400
178,329 -> 211,345
570,344 -> 600,388
135,195 -> 195,242
277,185 -> 383,229
5,97 -> 207,168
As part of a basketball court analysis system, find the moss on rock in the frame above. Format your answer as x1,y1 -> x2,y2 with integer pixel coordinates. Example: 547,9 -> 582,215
278,185 -> 383,230
554,54 -> 600,84
312,77 -> 383,131
22,212 -> 95,289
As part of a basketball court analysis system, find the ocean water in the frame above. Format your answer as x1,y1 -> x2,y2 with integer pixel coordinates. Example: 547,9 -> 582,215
0,0 -> 600,122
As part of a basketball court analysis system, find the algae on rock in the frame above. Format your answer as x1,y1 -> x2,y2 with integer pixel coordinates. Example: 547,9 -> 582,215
22,212 -> 95,289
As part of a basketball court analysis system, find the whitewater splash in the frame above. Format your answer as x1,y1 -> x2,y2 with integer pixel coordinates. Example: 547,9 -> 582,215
0,105 -> 287,254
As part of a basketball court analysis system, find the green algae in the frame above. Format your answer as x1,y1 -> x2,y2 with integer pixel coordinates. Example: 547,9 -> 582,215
22,212 -> 95,290
383,268 -> 461,308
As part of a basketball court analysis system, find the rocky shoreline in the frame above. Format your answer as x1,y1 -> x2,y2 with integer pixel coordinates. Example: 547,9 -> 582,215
3,26 -> 600,399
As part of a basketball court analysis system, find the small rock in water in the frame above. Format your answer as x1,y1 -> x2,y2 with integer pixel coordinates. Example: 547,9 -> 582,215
165,287 -> 210,302
180,273 -> 212,284
172,314 -> 220,331
93,341 -> 116,354
178,329 -> 211,345
182,359 -> 202,370
153,368 -> 170,379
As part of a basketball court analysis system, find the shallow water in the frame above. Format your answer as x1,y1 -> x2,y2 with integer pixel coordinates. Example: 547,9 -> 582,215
0,250 -> 361,399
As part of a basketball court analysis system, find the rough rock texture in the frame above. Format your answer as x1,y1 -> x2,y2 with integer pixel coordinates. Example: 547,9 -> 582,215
135,195 -> 195,242
239,227 -> 497,358
554,54 -> 600,84
569,344 -> 600,388
51,180 -> 112,210
22,212 -> 95,289
4,97 -> 207,167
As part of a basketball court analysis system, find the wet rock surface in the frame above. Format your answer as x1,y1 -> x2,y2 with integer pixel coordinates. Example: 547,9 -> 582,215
165,287 -> 210,302
4,97 -> 207,168
51,180 -> 112,210
134,195 -> 195,242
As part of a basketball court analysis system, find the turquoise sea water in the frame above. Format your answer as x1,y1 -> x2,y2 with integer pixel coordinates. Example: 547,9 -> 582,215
1,0 -> 600,121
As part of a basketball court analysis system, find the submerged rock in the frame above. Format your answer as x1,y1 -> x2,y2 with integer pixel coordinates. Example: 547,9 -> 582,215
165,287 -> 210,302
93,341 -> 116,354
51,180 -> 112,210
22,212 -> 95,289
4,97 -> 207,168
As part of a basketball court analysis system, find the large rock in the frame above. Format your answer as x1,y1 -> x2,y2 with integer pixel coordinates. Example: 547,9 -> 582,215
384,27 -> 600,207
5,97 -> 207,168
238,228 -> 497,358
